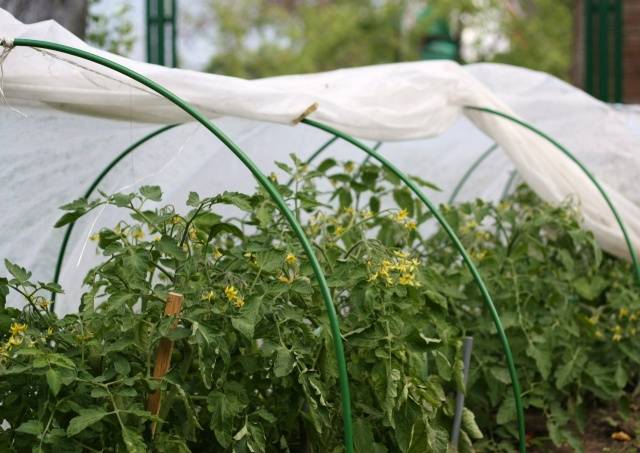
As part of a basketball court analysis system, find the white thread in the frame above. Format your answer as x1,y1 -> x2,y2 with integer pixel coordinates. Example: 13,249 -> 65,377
0,38 -> 27,118
34,48 -> 162,99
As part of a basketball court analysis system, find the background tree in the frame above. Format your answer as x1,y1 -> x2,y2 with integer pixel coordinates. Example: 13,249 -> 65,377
204,0 -> 573,80
0,0 -> 88,39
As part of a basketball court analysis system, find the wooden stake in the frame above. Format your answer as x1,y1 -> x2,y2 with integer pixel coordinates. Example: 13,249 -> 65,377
147,292 -> 183,436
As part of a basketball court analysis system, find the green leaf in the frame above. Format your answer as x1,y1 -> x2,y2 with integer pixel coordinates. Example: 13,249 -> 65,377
59,197 -> 89,211
46,368 -> 62,396
317,158 -> 337,173
5,259 -> 32,283
409,175 -> 441,191
16,420 -> 43,436
67,408 -> 110,436
187,191 -> 201,207
156,236 -> 186,260
489,367 -> 511,385
461,407 -> 483,439
230,296 -> 261,340
555,348 -> 586,389
122,427 -> 147,453
273,347 -> 294,377
527,343 -> 552,380
573,276 -> 608,301
369,196 -> 380,214
140,185 -> 162,201
113,354 -> 131,376
615,363 -> 628,389
393,189 -> 413,215
111,192 -> 135,207
222,192 -> 253,211
496,396 -> 516,425
54,210 -> 85,228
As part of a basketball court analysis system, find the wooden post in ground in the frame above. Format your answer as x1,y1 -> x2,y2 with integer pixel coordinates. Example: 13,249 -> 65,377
147,291 -> 183,436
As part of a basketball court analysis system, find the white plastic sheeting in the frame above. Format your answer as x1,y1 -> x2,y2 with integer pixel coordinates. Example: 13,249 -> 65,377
1,9 -> 640,313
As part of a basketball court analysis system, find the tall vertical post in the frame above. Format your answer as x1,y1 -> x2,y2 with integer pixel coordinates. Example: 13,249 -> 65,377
599,0 -> 609,101
614,0 -> 623,103
585,0 -> 594,95
146,0 -> 177,67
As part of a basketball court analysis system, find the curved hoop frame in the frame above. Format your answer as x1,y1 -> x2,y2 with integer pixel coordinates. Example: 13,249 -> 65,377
12,38 -> 354,452
52,123 -> 179,302
448,143 -> 498,204
465,105 -> 640,284
501,170 -> 518,201
300,118 -> 527,453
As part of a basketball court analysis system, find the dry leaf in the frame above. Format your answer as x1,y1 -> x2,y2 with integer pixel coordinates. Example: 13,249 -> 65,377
611,431 -> 632,442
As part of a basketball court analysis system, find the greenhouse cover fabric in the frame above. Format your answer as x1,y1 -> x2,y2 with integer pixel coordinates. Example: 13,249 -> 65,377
1,7 -> 640,263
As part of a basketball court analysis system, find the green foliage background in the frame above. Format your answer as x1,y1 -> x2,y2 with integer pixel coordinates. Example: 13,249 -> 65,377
205,0 -> 574,80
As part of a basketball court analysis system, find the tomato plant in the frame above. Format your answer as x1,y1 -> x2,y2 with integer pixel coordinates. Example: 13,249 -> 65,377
0,155 -> 636,452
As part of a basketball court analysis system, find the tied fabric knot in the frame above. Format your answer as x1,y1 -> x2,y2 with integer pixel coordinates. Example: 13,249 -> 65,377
0,37 -> 15,49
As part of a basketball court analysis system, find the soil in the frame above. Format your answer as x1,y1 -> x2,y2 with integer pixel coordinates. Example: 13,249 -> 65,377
526,401 -> 640,453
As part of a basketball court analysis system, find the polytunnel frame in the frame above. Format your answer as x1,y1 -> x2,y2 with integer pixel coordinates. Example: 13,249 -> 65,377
46,89 -> 530,452
42,69 -> 637,453
8,38 -> 355,452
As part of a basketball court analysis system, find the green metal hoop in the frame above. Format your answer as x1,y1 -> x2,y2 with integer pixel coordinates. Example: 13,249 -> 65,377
301,118 -> 527,453
12,38 -> 354,453
448,143 -> 498,204
465,105 -> 640,285
52,123 -> 179,303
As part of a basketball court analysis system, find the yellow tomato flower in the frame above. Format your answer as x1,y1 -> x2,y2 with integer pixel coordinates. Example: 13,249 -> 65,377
405,220 -> 417,231
619,307 -> 629,318
278,274 -> 294,284
89,233 -> 100,241
613,333 -> 623,342
285,253 -> 297,265
201,290 -> 215,302
234,298 -> 245,309
131,228 -> 144,240
394,209 -> 409,222
170,215 -> 182,225
224,286 -> 238,301
189,228 -> 198,241
269,172 -> 278,183
8,335 -> 23,347
213,248 -> 223,259
343,161 -> 355,173
9,323 -> 27,335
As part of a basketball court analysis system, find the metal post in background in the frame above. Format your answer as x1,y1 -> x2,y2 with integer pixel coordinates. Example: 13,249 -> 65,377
146,0 -> 177,67
584,0 -> 623,102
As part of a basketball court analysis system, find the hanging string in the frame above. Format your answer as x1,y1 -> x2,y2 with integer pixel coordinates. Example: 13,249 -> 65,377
32,47 -> 163,99
0,38 -> 28,118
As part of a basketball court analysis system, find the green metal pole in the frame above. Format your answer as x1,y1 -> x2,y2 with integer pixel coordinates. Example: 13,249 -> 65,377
157,0 -> 165,66
448,143 -> 498,204
11,38 -> 354,453
614,0 -> 623,103
465,105 -> 640,285
301,118 -> 527,453
51,124 -> 179,304
171,0 -> 178,67
500,170 -> 518,201
599,0 -> 609,101
145,0 -> 152,63
585,0 -> 594,95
